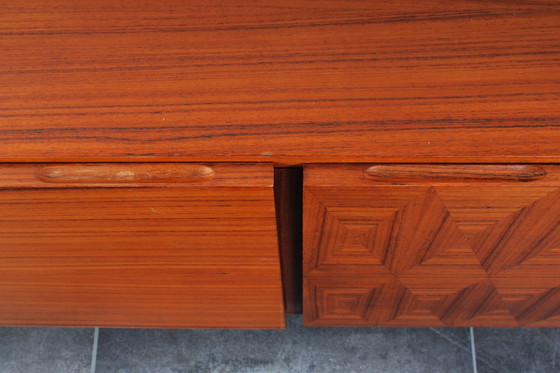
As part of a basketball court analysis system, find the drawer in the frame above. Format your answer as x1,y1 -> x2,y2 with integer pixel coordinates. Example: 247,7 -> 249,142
304,164 -> 560,326
0,163 -> 284,328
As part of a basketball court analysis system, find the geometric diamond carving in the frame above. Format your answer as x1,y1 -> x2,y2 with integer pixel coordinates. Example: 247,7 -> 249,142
472,188 -> 560,275
509,287 -> 560,326
323,220 -> 380,265
305,184 -> 560,326
339,224 -> 377,254
375,188 -> 463,274
429,280 -> 517,326
381,282 -> 446,326
316,287 -> 375,321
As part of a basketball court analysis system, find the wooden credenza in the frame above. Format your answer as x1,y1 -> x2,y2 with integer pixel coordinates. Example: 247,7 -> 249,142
1,0 -> 559,328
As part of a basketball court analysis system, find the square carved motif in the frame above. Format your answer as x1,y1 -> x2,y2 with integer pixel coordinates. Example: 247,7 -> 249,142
305,186 -> 560,326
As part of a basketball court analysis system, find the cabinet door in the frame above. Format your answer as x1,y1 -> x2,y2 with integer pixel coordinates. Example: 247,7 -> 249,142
0,163 -> 284,328
304,164 -> 560,326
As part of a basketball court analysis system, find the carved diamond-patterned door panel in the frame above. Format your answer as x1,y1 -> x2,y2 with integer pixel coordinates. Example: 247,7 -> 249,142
304,164 -> 560,326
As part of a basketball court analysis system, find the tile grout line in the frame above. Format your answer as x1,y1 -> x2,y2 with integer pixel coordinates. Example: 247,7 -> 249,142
91,328 -> 99,373
429,327 -> 473,355
470,327 -> 478,373
429,327 -> 494,369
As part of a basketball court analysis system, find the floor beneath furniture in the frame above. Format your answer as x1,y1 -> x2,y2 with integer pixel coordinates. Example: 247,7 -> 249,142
0,315 -> 557,373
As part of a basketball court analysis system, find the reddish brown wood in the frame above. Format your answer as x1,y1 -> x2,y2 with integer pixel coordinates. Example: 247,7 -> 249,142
36,164 -> 215,184
0,163 -> 285,328
304,164 -> 560,326
364,164 -> 547,182
0,163 -> 272,188
0,1 -> 559,164
274,167 -> 303,313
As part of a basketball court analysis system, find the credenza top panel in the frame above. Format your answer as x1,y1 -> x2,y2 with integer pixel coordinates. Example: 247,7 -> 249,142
1,0 -> 559,164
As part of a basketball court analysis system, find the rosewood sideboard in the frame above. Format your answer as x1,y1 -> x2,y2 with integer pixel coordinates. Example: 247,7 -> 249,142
1,0 -> 559,328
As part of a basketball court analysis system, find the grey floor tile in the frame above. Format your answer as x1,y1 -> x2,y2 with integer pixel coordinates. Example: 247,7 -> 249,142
0,327 -> 93,373
96,315 -> 472,373
475,328 -> 560,373
429,327 -> 472,353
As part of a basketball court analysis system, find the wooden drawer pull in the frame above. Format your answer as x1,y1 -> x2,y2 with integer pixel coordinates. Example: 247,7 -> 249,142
363,164 -> 546,181
36,164 -> 215,184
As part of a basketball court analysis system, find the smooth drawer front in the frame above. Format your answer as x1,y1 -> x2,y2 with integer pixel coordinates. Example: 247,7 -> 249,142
304,164 -> 560,326
0,163 -> 284,328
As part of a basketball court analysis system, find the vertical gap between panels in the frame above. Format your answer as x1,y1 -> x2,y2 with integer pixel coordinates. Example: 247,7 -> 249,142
274,166 -> 303,314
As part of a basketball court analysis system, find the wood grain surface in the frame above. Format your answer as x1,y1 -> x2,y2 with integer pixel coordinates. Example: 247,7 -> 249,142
364,164 -> 548,182
0,163 -> 273,188
304,164 -> 560,326
0,163 -> 285,328
1,1 -> 559,164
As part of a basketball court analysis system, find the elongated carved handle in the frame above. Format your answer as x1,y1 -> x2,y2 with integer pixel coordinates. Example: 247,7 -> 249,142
36,164 -> 215,183
363,164 -> 547,181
